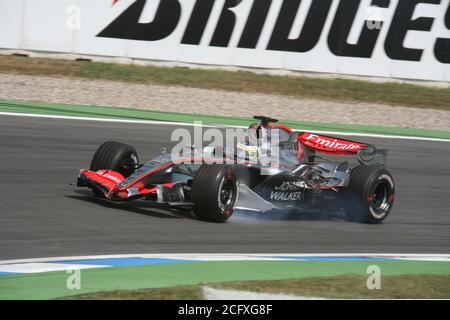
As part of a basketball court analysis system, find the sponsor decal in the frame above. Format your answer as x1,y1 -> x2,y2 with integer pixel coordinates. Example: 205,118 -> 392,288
270,191 -> 303,201
270,181 -> 304,201
98,0 -> 449,64
97,170 -> 123,184
358,146 -> 377,161
274,181 -> 307,191
300,133 -> 367,153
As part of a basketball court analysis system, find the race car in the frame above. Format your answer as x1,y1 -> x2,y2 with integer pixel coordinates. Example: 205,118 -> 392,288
76,116 -> 395,224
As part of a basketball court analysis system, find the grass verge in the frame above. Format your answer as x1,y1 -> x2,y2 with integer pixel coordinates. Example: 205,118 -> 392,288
1,100 -> 449,139
2,260 -> 449,300
64,275 -> 450,299
0,55 -> 449,111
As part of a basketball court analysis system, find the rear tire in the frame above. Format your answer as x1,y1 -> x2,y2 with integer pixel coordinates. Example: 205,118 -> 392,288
191,164 -> 239,223
344,165 -> 395,224
89,141 -> 139,197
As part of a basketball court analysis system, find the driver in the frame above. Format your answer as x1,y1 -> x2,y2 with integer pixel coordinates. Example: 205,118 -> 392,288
236,126 -> 313,167
235,126 -> 267,163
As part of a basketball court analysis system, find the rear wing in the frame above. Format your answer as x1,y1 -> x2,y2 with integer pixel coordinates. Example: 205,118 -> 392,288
299,132 -> 368,155
298,132 -> 387,166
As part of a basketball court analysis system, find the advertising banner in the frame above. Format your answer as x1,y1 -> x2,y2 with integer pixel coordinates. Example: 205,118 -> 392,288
0,0 -> 448,81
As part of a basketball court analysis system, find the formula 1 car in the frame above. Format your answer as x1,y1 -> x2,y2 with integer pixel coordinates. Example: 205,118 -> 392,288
76,116 -> 395,224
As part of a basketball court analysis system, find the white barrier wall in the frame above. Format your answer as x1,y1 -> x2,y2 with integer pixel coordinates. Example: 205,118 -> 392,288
0,0 -> 449,81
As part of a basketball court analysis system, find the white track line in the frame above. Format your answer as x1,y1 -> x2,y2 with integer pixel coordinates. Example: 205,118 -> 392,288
0,111 -> 449,142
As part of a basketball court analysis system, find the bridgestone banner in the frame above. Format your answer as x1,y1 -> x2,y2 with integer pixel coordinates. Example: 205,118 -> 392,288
0,0 -> 449,81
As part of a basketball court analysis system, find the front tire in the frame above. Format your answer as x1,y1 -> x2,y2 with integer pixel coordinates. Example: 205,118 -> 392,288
89,141 -> 139,197
344,165 -> 395,224
191,164 -> 239,223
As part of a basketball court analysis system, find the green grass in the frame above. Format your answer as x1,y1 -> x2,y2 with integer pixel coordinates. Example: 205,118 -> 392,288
63,275 -> 450,300
1,55 -> 449,111
2,260 -> 450,300
2,100 -> 449,138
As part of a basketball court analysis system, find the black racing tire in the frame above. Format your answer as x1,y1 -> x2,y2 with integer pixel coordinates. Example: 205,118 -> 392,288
344,165 -> 395,224
89,141 -> 139,197
191,164 -> 239,223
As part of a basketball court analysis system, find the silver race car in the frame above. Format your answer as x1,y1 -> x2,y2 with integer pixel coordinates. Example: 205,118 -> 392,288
77,116 -> 395,224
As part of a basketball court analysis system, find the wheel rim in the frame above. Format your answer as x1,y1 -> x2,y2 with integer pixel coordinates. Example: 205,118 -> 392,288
218,178 -> 237,215
370,181 -> 392,215
220,181 -> 235,206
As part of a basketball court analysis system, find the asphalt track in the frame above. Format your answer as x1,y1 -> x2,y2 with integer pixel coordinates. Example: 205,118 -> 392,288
1,115 -> 449,259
